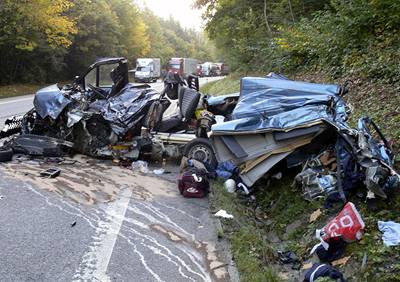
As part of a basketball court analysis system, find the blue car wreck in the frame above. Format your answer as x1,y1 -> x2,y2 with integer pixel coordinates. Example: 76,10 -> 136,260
210,75 -> 398,202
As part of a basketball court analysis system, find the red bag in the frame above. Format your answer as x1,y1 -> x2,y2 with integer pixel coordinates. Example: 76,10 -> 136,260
311,202 -> 365,253
178,170 -> 209,198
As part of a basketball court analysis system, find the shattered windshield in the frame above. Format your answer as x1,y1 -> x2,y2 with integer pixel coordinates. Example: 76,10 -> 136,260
99,63 -> 119,87
84,68 -> 96,89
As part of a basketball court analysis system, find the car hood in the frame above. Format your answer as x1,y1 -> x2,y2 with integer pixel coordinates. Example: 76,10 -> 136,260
33,84 -> 72,119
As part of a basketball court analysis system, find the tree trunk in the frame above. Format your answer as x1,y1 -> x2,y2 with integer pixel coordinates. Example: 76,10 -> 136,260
264,0 -> 272,34
288,0 -> 295,23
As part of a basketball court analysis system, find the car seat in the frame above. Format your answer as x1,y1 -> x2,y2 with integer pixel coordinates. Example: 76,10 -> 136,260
150,86 -> 200,132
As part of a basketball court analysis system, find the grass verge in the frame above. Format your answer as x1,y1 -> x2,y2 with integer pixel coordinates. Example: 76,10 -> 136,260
201,74 -> 242,96
0,84 -> 46,99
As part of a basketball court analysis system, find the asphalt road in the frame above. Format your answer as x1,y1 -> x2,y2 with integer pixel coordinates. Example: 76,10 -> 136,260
0,76 -> 238,282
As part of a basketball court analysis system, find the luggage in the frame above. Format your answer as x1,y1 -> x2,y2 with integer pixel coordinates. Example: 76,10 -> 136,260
178,167 -> 210,198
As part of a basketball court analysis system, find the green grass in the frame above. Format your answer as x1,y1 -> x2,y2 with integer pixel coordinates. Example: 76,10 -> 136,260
210,181 -> 282,282
0,84 -> 47,99
201,74 -> 241,96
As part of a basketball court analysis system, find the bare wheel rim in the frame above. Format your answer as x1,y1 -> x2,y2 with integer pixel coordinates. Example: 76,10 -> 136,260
188,145 -> 211,163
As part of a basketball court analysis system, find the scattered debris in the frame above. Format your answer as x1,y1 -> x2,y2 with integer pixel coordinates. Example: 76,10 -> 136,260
0,147 -> 13,162
214,210 -> 234,219
361,253 -> 368,270
331,255 -> 351,266
153,168 -> 165,175
315,238 -> 346,263
309,209 -> 322,223
302,262 -> 313,270
378,220 -> 400,246
278,250 -> 301,269
223,179 -> 236,193
278,250 -> 299,264
131,161 -> 149,174
40,168 -> 61,178
311,202 -> 364,254
303,263 -> 345,282
178,160 -> 210,198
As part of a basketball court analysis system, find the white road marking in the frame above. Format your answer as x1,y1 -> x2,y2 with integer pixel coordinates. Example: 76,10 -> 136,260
0,96 -> 33,105
73,187 -> 132,282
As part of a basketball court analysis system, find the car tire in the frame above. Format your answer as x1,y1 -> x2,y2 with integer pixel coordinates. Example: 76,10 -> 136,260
0,147 -> 13,162
183,138 -> 217,168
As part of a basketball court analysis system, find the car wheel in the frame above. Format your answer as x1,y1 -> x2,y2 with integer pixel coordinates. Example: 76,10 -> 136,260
183,138 -> 217,168
0,147 -> 13,162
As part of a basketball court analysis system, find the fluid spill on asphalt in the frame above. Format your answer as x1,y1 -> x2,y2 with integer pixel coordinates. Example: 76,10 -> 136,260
1,154 -> 174,205
0,155 -> 233,281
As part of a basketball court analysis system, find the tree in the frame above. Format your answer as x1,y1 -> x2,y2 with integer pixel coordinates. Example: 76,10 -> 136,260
0,0 -> 77,83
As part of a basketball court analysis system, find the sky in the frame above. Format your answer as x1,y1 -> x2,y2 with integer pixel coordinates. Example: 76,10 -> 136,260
137,0 -> 205,30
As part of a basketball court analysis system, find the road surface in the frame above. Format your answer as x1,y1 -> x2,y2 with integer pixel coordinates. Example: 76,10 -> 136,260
0,77 -> 238,282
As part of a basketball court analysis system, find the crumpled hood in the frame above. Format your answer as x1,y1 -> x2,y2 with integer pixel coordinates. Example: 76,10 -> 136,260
212,76 -> 345,134
33,84 -> 72,119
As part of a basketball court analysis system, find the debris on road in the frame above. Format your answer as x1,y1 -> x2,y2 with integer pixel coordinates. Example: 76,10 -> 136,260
378,220 -> 400,246
178,159 -> 211,198
40,168 -> 61,178
0,147 -> 13,162
131,160 -> 149,174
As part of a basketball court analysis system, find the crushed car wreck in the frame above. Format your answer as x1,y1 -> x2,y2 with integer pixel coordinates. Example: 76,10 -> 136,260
0,60 -> 397,202
208,75 -> 399,202
0,57 -> 238,164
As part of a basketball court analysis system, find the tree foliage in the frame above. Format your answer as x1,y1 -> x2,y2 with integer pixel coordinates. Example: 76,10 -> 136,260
0,0 -> 217,84
196,0 -> 400,82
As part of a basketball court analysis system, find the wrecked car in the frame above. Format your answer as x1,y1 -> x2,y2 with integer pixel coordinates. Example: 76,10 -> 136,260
206,75 -> 398,201
0,57 -> 238,164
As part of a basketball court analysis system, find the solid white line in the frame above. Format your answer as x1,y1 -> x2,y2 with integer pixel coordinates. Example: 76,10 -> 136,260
74,188 -> 132,282
0,96 -> 33,105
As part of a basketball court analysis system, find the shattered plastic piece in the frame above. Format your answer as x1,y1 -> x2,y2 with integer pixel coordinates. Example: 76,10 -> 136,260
311,202 -> 365,253
131,160 -> 149,173
214,210 -> 234,219
153,168 -> 165,175
223,179 -> 236,193
361,253 -> 368,270
303,263 -> 345,282
40,168 -> 61,178
297,168 -> 337,201
331,256 -> 351,266
309,209 -> 322,223
302,262 -> 313,270
378,220 -> 400,246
